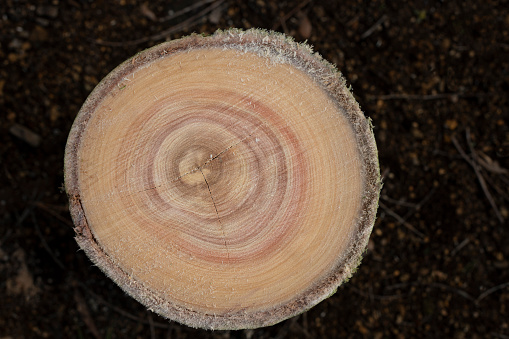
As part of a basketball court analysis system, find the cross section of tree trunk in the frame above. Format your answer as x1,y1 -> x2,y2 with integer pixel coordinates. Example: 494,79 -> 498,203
64,29 -> 380,330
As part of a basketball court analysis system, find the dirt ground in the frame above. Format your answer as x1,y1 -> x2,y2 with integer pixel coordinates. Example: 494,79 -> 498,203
1,0 -> 508,338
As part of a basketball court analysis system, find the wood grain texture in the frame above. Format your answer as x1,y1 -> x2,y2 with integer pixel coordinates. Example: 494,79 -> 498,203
64,29 -> 380,330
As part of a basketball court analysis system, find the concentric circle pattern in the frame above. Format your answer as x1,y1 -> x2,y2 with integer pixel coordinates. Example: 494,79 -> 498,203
65,29 -> 380,330
118,90 -> 307,264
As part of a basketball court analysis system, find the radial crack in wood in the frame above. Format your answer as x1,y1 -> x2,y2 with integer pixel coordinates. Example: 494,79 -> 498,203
64,28 -> 381,330
199,166 -> 230,263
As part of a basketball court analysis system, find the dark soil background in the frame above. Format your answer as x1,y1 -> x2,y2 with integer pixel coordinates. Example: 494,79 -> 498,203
1,0 -> 508,338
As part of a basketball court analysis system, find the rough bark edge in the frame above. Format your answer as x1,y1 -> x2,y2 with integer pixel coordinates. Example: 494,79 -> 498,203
64,28 -> 381,330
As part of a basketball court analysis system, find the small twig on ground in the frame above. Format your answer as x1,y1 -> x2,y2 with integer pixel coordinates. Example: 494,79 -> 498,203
30,211 -> 66,269
139,3 -> 157,21
428,283 -> 476,302
34,202 -> 74,227
384,282 -> 412,291
451,130 -> 504,223
274,315 -> 312,339
381,187 -> 436,213
272,0 -> 312,31
9,123 -> 42,147
280,17 -> 290,35
476,151 -> 508,175
476,282 -> 509,304
158,0 -> 216,22
401,187 -> 436,222
74,289 -> 102,339
385,280 -> 509,305
379,201 -> 425,239
292,315 -> 313,339
348,285 -> 406,301
368,93 -> 461,101
95,0 -> 224,47
482,172 -> 509,202
386,281 -> 475,301
369,92 -> 492,101
148,312 -> 156,339
81,285 -> 171,329
0,229 -> 12,248
16,205 -> 33,228
361,14 -> 388,39
451,238 -> 470,256
381,195 -> 420,208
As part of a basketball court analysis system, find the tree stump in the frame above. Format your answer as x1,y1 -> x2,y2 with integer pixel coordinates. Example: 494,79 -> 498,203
65,29 -> 380,330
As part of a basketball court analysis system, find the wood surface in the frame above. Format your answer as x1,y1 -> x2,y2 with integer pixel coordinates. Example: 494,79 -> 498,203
64,29 -> 380,330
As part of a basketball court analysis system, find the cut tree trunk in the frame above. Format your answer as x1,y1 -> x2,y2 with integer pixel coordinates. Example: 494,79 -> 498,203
64,29 -> 380,330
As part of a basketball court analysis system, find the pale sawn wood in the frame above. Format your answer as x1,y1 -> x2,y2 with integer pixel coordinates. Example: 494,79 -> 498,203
64,29 -> 380,330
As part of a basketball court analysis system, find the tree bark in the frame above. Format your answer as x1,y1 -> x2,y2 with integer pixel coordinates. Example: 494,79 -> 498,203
64,28 -> 380,330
